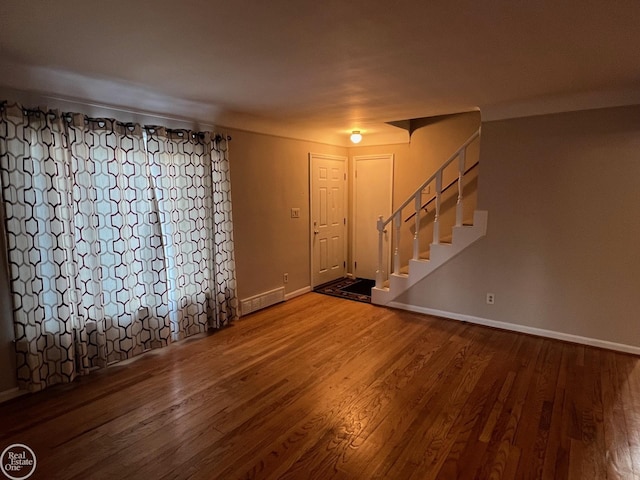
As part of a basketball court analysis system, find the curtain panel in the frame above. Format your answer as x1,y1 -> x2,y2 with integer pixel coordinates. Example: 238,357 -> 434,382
0,102 -> 238,392
145,127 -> 237,339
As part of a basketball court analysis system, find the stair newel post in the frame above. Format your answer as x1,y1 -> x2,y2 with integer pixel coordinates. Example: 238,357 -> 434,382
393,212 -> 401,275
433,170 -> 442,245
375,215 -> 384,289
456,149 -> 466,227
413,193 -> 421,260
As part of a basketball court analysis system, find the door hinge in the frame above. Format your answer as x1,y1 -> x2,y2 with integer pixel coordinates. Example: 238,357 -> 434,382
354,261 -> 357,269
343,218 -> 346,225
344,261 -> 346,268
344,173 -> 347,180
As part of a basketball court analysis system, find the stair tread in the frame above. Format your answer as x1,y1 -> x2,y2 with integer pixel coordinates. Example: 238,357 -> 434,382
400,231 -> 465,271
435,233 -> 454,244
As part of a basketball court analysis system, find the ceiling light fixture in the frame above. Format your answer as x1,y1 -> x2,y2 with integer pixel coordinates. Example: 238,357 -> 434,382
350,131 -> 362,144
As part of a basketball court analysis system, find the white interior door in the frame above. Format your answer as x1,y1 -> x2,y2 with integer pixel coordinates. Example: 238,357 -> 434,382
310,153 -> 347,287
353,154 -> 393,280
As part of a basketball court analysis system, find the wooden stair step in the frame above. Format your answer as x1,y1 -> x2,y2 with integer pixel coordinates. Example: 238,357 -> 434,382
440,233 -> 454,243
393,222 -> 478,278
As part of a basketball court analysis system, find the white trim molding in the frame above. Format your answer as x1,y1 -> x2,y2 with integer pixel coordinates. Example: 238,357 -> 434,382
387,302 -> 640,356
284,286 -> 312,301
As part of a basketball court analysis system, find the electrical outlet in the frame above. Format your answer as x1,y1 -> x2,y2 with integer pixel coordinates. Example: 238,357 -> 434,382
283,273 -> 288,283
290,208 -> 300,218
486,293 -> 495,305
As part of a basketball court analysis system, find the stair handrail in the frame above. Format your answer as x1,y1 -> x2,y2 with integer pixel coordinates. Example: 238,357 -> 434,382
404,160 -> 479,223
375,127 -> 481,288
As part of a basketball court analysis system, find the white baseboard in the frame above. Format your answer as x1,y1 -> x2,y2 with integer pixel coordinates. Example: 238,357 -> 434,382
284,286 -> 311,301
0,387 -> 26,404
387,302 -> 640,356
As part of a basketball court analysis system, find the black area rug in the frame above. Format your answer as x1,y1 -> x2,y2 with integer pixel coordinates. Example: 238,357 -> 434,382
314,277 -> 376,303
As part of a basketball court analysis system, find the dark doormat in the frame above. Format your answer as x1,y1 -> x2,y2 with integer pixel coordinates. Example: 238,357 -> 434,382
314,277 -> 376,303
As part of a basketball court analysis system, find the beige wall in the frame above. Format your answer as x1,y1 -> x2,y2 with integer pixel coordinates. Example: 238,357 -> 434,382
396,105 -> 640,347
399,113 -> 481,204
226,128 -> 347,301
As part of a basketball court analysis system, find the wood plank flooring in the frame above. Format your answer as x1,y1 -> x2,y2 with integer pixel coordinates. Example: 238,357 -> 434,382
0,293 -> 639,479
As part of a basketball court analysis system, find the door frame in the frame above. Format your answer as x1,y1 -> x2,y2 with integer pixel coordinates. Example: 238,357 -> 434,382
352,153 -> 394,280
309,153 -> 348,288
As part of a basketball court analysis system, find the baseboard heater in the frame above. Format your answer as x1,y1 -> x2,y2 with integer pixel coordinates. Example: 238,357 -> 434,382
240,287 -> 285,316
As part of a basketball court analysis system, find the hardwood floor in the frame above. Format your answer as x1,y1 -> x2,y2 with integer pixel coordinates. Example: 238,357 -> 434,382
1,293 -> 639,479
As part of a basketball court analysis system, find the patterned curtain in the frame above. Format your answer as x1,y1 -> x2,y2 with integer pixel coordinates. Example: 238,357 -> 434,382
0,102 -> 238,392
65,117 -> 171,366
145,128 -> 237,339
210,135 -> 237,329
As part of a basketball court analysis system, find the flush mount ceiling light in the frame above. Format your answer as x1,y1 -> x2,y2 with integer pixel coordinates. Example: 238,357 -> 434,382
350,131 -> 362,144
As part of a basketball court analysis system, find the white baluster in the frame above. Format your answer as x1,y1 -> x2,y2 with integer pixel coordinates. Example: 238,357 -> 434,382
393,212 -> 401,274
376,215 -> 384,288
413,193 -> 421,260
456,150 -> 466,227
433,171 -> 442,245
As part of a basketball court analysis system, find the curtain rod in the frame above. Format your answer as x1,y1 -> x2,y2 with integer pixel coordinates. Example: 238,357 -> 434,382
2,101 -> 232,141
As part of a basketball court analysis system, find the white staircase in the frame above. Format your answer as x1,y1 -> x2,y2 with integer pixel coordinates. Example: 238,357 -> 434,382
371,128 -> 488,306
372,210 -> 487,305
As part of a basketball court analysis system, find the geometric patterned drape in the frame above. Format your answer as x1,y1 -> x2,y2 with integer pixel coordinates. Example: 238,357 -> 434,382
0,102 -> 238,392
145,127 -> 237,339
209,135 -> 237,329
